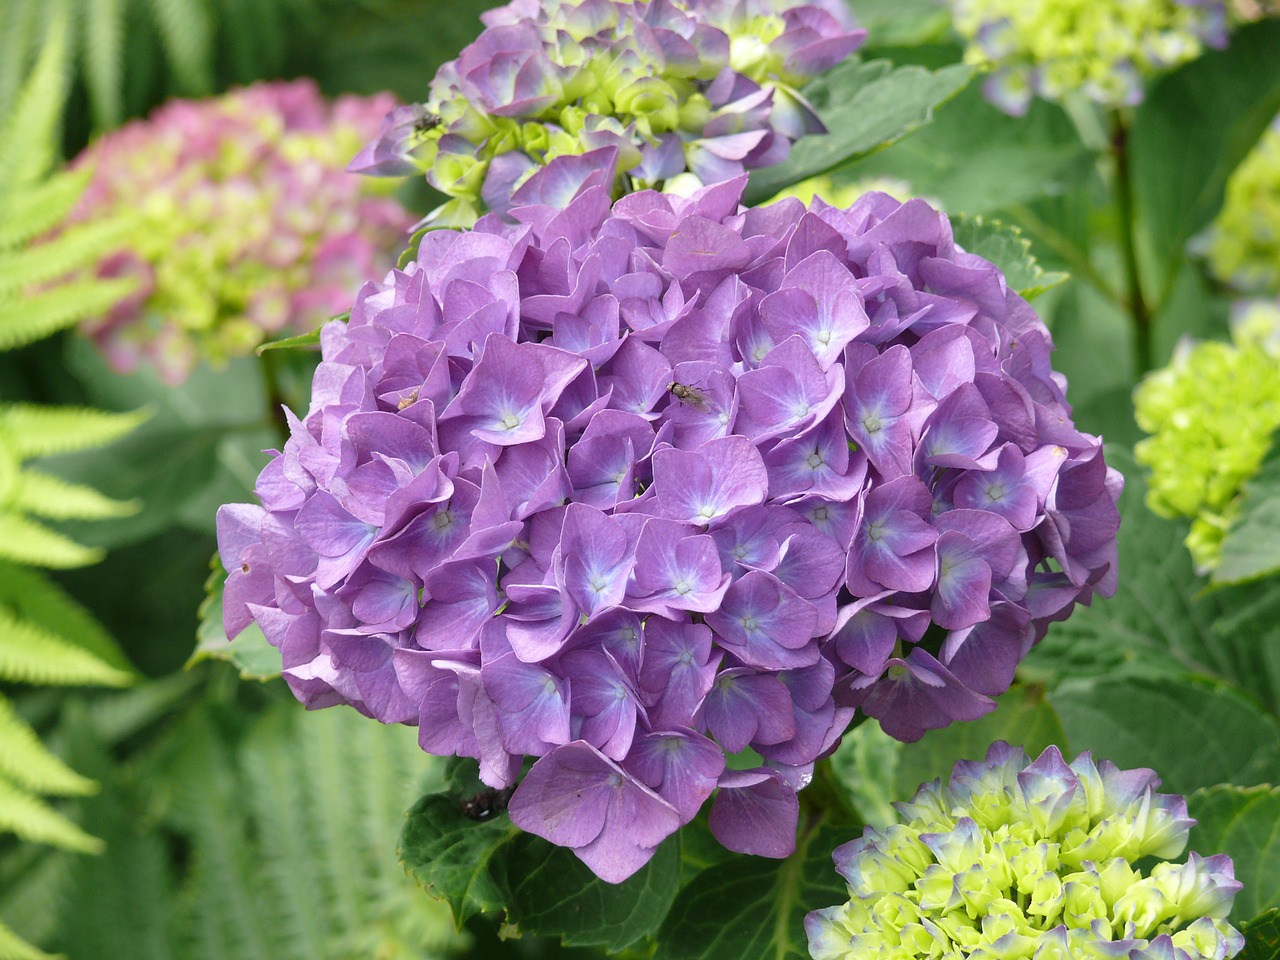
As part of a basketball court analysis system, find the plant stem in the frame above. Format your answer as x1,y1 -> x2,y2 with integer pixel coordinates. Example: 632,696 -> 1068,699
1006,202 -> 1124,310
1110,111 -> 1153,377
258,348 -> 290,444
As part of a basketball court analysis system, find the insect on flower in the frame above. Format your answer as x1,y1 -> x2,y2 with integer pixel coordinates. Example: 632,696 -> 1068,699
667,380 -> 711,412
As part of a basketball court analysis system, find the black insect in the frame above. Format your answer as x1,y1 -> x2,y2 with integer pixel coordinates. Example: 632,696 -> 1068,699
461,786 -> 514,821
413,113 -> 442,134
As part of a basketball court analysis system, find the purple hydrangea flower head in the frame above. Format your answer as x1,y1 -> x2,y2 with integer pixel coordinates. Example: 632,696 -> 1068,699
67,80 -> 415,384
807,743 -> 1244,960
218,175 -> 1120,881
349,0 -> 866,225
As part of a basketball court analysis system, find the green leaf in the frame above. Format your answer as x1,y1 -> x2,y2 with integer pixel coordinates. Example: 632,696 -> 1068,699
11,469 -> 139,521
0,563 -> 133,674
0,916 -> 56,960
0,405 -> 149,459
838,82 -> 1092,216
743,60 -> 971,204
1214,446 -> 1280,586
0,607 -> 132,687
0,166 -> 92,251
144,0 -> 213,94
1024,447 -> 1272,704
655,820 -> 847,960
497,833 -> 680,951
80,0 -> 124,129
1133,18 -> 1280,288
0,693 -> 95,797
1186,785 -> 1280,921
0,513 -> 100,568
950,215 -> 1068,300
191,561 -> 282,681
893,684 -> 1067,799
1049,675 -> 1280,796
400,790 -> 520,927
255,326 -> 325,354
0,776 -> 102,854
1241,910 -> 1280,960
0,215 -> 132,296
0,4 -> 66,215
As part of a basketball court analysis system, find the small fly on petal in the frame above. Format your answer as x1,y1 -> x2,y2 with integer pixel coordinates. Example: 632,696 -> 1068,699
667,380 -> 710,413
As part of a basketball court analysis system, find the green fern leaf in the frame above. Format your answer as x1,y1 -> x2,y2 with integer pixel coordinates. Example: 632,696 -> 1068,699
0,1 -> 43,144
0,405 -> 149,458
0,216 -> 133,296
0,776 -> 102,854
0,513 -> 101,568
0,166 -> 94,252
80,0 -> 125,130
0,4 -> 67,213
0,277 -> 138,351
0,564 -> 134,674
11,469 -> 139,521
0,694 -> 95,797
145,0 -> 214,95
0,608 -> 132,687
0,917 -> 56,960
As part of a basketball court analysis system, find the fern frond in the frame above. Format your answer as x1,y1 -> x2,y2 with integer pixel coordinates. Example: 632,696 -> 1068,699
0,608 -> 132,687
0,4 -> 67,213
0,917 -> 56,960
79,670 -> 198,745
0,0 -> 43,128
0,776 -> 102,854
0,513 -> 101,568
0,844 -> 73,956
11,469 -> 139,521
145,0 -> 215,95
80,0 -> 125,131
0,564 -> 134,674
0,216 -> 133,296
0,276 -> 138,351
0,694 -> 96,797
0,405 -> 150,458
0,167 -> 93,252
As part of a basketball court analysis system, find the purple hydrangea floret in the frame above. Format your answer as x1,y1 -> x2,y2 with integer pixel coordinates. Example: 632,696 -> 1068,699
217,164 -> 1121,882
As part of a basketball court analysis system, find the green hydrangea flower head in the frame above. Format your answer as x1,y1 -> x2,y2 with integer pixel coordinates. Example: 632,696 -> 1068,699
767,174 -> 918,207
807,742 -> 1244,960
1204,118 -> 1280,295
1134,298 -> 1280,571
348,0 -> 866,226
946,0 -> 1227,115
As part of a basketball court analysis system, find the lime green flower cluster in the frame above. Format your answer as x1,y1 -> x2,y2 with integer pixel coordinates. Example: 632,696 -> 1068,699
947,0 -> 1227,115
768,174 -> 918,207
349,0 -> 865,225
69,80 -> 414,384
1134,299 -> 1280,570
807,743 -> 1244,960
1205,120 -> 1280,295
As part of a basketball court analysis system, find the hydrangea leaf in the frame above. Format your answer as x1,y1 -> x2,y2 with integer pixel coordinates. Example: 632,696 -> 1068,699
743,60 -> 972,204
654,820 -> 847,960
1049,675 -> 1280,796
844,82 -> 1092,215
1214,445 -> 1280,586
1187,785 -> 1280,921
1133,18 -> 1280,287
891,683 -> 1066,800
255,327 -> 325,355
400,787 -> 522,927
950,215 -> 1068,300
495,831 -> 680,950
191,563 -> 282,681
1025,447 -> 1267,699
1241,909 -> 1280,960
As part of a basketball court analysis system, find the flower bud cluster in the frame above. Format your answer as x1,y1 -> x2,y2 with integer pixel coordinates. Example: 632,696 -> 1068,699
218,165 -> 1119,882
348,0 -> 865,226
69,80 -> 415,383
807,743 -> 1244,960
1135,298 -> 1280,571
1204,118 -> 1280,296
946,0 -> 1228,115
